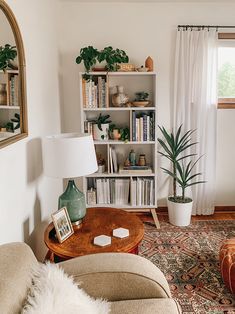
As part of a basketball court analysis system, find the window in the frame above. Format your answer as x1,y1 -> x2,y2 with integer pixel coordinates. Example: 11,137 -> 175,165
218,33 -> 235,109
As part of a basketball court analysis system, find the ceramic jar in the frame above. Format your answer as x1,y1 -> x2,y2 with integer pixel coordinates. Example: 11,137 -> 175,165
145,56 -> 154,72
112,86 -> 129,107
138,154 -> 146,166
0,83 -> 7,105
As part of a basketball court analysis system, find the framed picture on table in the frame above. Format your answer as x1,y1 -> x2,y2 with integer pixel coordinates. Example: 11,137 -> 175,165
51,207 -> 74,243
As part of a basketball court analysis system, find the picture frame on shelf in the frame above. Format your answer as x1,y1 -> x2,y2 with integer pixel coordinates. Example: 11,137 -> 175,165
51,207 -> 74,243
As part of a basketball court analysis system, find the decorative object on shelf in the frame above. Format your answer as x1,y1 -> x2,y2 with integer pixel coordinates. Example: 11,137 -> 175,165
0,83 -> 7,105
158,125 -> 206,227
11,113 -> 20,131
0,44 -> 17,71
51,207 -> 74,243
109,123 -> 130,142
43,133 -> 98,226
145,56 -> 154,72
129,149 -> 136,166
93,235 -> 111,247
118,63 -> 135,72
113,227 -> 129,238
132,91 -> 150,107
112,128 -> 121,140
92,113 -> 111,140
97,153 -> 105,173
98,46 -> 129,71
112,85 -> 129,107
124,158 -> 131,167
138,154 -> 146,166
87,188 -> 96,205
137,66 -> 149,72
75,46 -> 99,72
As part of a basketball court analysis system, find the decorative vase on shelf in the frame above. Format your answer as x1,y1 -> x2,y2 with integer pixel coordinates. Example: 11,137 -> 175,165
0,83 -> 7,105
145,56 -> 154,72
112,86 -> 129,107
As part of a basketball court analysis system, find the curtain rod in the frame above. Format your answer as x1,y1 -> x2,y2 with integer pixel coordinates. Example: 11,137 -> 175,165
178,25 -> 235,30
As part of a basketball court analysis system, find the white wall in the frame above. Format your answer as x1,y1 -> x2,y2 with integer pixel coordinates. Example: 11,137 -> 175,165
0,0 -> 62,261
57,1 -> 235,206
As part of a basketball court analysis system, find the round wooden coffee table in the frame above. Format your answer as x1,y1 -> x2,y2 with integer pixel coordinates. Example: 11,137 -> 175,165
44,207 -> 144,262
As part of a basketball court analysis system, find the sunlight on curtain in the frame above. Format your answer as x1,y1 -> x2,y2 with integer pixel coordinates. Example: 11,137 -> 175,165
173,29 -> 218,215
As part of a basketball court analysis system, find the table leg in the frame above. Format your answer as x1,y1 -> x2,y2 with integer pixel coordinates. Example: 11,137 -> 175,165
44,250 -> 55,263
150,208 -> 161,229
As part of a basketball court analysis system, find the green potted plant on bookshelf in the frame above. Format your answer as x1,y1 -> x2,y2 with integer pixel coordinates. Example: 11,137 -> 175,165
75,46 -> 99,72
98,46 -> 129,71
92,113 -> 111,141
0,44 -> 17,71
132,91 -> 149,107
157,125 -> 205,226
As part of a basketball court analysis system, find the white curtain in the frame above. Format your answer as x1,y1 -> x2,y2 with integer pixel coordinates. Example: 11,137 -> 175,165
173,28 -> 218,215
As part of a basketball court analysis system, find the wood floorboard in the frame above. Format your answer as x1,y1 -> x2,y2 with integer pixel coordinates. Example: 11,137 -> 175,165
135,211 -> 235,223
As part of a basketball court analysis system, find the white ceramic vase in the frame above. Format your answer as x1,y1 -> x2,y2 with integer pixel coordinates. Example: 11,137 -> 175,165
93,123 -> 109,141
167,197 -> 193,227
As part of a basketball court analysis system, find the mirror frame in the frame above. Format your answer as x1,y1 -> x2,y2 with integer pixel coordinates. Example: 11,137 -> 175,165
0,0 -> 27,149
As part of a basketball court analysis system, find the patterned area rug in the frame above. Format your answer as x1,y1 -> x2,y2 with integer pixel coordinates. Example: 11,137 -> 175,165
139,220 -> 235,314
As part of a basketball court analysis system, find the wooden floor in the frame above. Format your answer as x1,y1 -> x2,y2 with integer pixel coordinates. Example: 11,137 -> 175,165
137,211 -> 235,223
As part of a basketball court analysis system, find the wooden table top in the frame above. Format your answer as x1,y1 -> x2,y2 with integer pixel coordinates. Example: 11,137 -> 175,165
44,207 -> 144,260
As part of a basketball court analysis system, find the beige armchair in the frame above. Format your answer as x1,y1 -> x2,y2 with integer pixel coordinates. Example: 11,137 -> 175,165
0,242 -> 181,314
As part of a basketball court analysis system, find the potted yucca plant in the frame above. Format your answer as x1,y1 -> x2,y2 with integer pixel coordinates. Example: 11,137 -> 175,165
158,125 -> 205,226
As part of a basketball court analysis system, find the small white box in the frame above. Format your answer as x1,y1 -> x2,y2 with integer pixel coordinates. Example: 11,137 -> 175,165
94,235 -> 111,247
113,227 -> 129,239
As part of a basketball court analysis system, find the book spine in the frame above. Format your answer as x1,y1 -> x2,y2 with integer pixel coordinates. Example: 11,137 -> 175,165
140,117 -> 143,142
147,115 -> 150,141
132,111 -> 136,141
143,114 -> 147,141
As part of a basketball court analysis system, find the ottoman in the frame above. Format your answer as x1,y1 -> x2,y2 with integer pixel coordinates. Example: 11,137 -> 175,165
220,238 -> 235,294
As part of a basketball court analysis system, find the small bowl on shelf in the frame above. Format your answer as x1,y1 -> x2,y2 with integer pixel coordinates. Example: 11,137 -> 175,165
131,101 -> 150,107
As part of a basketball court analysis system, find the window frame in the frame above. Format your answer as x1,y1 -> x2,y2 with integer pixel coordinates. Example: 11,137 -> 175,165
218,33 -> 235,109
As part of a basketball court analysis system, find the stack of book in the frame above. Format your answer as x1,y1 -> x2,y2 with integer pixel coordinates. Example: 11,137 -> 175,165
95,178 -> 130,205
130,177 -> 154,206
9,75 -> 18,106
119,165 -> 153,175
131,111 -> 155,142
82,76 -> 108,108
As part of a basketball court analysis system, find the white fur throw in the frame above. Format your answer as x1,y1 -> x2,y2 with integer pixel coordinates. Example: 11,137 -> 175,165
21,262 -> 110,314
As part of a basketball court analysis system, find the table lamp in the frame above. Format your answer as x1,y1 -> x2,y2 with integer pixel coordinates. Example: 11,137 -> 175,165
43,133 -> 98,226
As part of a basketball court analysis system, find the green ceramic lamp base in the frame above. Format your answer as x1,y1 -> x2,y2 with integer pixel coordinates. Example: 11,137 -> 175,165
58,179 -> 86,225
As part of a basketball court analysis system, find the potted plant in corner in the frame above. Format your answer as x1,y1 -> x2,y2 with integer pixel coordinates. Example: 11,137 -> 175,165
92,113 -> 112,141
157,125 -> 206,226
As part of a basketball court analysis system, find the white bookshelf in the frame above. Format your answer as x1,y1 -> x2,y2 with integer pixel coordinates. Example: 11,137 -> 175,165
79,71 -> 160,228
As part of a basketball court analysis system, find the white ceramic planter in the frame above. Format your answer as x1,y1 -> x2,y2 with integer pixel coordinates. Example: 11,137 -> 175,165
167,197 -> 193,227
93,123 -> 109,141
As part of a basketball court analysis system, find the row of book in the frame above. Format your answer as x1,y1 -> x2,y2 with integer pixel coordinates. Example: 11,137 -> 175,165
95,178 -> 130,205
130,177 -> 155,206
82,77 -> 108,108
9,75 -> 19,106
88,177 -> 155,206
131,111 -> 155,142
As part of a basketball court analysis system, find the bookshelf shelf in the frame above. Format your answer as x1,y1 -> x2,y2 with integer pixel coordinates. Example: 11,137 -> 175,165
0,105 -> 20,109
80,71 -> 160,228
83,107 -> 156,112
86,172 -> 155,178
94,140 -> 155,145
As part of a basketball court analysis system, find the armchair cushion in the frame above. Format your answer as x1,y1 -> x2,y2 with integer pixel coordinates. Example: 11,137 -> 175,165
59,252 -> 171,301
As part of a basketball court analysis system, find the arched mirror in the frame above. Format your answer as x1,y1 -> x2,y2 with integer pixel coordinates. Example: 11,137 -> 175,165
0,0 -> 27,148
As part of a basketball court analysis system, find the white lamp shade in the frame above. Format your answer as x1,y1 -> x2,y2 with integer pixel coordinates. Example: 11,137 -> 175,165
43,133 -> 98,178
